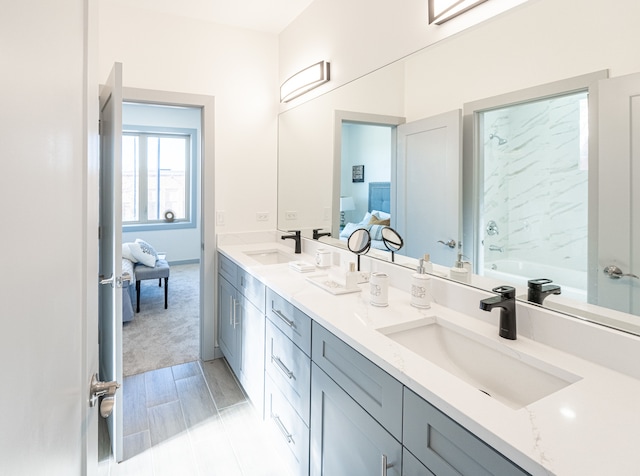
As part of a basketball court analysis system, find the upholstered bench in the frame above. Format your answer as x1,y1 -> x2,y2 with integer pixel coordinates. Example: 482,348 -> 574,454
134,259 -> 170,312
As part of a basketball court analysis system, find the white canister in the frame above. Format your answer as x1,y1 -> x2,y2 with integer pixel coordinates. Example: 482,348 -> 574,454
369,272 -> 389,307
410,273 -> 431,308
315,248 -> 332,268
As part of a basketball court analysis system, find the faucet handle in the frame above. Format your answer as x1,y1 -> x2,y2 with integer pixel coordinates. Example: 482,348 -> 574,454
492,285 -> 515,298
528,278 -> 553,289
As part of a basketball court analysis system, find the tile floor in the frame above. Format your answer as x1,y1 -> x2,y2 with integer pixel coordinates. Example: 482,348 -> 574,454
99,359 -> 292,476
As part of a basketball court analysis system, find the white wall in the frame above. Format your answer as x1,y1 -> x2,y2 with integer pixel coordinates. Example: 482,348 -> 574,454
278,0 -> 529,110
98,3 -> 280,233
280,0 -> 640,117
0,0 -> 96,474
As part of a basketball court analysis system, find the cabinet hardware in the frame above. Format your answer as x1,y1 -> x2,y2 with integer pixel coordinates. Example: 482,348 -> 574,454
271,413 -> 294,444
271,354 -> 295,379
273,308 -> 296,328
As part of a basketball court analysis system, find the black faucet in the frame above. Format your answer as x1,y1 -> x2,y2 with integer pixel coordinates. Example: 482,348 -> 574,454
480,285 -> 517,340
527,278 -> 561,305
313,228 -> 331,240
281,230 -> 302,254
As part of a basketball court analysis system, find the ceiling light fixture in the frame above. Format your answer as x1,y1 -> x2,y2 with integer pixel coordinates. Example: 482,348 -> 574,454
280,61 -> 330,103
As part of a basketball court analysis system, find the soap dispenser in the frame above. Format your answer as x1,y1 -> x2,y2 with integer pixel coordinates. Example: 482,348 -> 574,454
411,258 -> 431,308
449,251 -> 470,284
422,253 -> 433,273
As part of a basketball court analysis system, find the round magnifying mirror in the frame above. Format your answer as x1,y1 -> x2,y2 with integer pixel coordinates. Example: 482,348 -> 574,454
381,226 -> 403,262
347,228 -> 371,271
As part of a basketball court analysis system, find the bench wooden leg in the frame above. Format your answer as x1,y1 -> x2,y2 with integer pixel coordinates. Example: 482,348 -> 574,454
136,280 -> 141,313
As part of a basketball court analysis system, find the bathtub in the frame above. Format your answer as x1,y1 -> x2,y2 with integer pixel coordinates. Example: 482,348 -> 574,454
483,259 -> 587,302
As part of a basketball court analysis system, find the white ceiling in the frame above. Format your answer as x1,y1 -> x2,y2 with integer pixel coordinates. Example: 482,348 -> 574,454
109,0 -> 314,34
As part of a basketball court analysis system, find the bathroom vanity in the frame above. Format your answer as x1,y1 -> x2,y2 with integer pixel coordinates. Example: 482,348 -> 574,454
216,232 -> 640,476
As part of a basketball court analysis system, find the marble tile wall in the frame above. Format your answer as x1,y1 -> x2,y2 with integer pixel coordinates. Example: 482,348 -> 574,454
482,92 -> 589,279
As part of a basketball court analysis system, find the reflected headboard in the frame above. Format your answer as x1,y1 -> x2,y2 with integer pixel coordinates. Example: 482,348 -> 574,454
368,182 -> 391,214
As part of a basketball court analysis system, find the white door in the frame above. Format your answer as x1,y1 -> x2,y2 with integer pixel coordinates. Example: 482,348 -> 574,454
99,62 -> 124,462
597,73 -> 640,315
396,110 -> 462,266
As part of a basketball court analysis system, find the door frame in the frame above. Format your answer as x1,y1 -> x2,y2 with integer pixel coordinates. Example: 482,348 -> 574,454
332,110 -> 405,236
121,87 -> 216,360
462,70 -> 608,273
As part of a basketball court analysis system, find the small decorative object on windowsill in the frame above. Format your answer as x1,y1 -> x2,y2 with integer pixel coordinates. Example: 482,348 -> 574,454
164,210 -> 175,222
352,165 -> 364,183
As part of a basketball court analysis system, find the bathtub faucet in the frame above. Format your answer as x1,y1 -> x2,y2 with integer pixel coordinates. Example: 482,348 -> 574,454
527,278 -> 561,305
489,244 -> 504,252
480,285 -> 517,340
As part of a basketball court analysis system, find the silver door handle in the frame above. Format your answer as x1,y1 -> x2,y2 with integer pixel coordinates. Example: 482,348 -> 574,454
603,265 -> 639,279
437,239 -> 456,249
89,373 -> 121,418
381,454 -> 393,476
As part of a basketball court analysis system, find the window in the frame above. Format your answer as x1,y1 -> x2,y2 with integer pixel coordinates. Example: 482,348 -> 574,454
122,127 -> 196,230
429,0 -> 487,24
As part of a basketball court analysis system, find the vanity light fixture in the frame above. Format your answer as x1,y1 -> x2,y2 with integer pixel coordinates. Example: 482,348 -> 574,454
280,61 -> 330,103
429,0 -> 487,24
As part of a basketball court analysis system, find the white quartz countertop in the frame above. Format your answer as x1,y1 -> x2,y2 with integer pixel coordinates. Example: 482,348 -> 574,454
218,241 -> 640,476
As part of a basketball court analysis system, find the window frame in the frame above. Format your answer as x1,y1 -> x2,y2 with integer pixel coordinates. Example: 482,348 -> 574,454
122,124 -> 198,232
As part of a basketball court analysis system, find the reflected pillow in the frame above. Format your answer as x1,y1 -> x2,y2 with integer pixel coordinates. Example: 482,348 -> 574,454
340,222 -> 359,239
371,210 -> 391,220
357,212 -> 372,226
369,215 -> 390,226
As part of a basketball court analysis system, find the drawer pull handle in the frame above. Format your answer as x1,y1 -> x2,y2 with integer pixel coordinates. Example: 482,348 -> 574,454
271,413 -> 294,444
273,308 -> 296,329
271,355 -> 295,379
381,454 -> 393,476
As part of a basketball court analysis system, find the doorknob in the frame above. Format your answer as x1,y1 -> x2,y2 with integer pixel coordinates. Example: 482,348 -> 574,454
437,239 -> 456,249
603,265 -> 639,279
99,274 -> 130,288
90,373 -> 121,417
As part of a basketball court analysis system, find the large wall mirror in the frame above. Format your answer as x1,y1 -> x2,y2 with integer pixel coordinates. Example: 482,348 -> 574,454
277,17 -> 640,337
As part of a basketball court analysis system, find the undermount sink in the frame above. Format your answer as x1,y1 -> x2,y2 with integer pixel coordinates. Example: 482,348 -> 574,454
243,249 -> 295,265
377,316 -> 581,409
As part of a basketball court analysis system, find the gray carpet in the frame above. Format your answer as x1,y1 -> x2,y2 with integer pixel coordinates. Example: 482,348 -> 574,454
123,263 -> 200,376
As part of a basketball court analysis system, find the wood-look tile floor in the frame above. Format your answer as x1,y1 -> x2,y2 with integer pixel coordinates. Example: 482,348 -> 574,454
99,359 -> 291,476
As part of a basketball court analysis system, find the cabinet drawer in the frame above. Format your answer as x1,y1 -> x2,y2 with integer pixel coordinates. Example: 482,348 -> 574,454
218,253 -> 237,284
403,389 -> 530,476
265,319 -> 311,424
265,375 -> 310,476
311,322 -> 403,441
266,288 -> 311,356
402,449 -> 435,476
237,268 -> 265,313
310,363 -> 401,476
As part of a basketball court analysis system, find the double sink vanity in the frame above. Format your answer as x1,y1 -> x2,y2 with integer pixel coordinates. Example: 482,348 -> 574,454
217,231 -> 640,476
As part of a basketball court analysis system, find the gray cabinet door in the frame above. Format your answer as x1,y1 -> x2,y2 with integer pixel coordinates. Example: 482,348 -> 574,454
218,275 -> 239,374
403,389 -> 530,476
310,363 -> 401,476
238,296 -> 265,412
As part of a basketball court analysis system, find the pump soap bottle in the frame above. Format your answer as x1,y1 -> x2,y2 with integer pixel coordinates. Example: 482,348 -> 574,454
411,258 -> 431,308
449,251 -> 470,283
